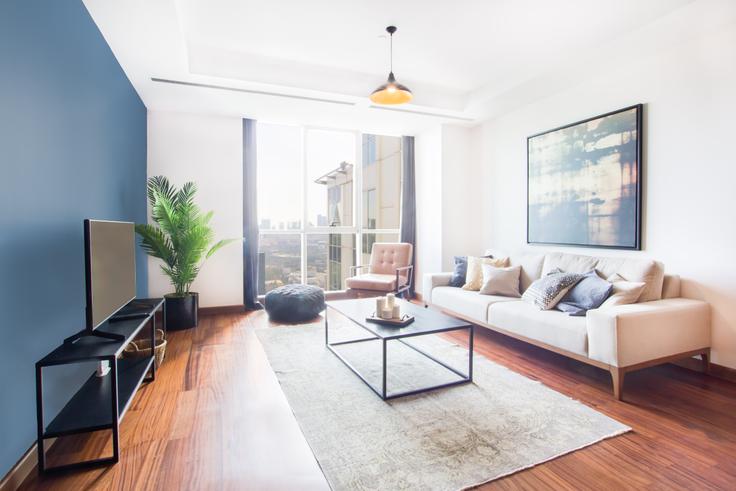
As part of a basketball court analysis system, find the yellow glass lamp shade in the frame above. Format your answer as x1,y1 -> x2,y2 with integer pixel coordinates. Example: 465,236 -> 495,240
370,72 -> 413,105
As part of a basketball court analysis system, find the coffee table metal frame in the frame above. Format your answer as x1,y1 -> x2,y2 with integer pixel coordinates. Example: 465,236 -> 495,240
325,304 -> 474,400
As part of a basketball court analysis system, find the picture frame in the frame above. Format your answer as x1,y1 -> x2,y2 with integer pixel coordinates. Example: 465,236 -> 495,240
527,104 -> 643,250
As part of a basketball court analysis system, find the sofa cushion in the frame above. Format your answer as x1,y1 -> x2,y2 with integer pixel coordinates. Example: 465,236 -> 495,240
462,256 -> 509,291
662,274 -> 681,299
484,250 -> 545,293
541,252 -> 598,277
556,270 -> 613,316
480,265 -> 521,298
449,256 -> 468,287
345,273 -> 407,292
521,272 -> 585,310
488,301 -> 588,356
599,275 -> 646,308
594,257 -> 664,302
431,287 -> 516,323
541,252 -> 665,303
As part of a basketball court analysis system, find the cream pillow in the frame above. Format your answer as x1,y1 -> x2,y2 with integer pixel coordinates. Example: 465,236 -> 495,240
462,256 -> 509,291
599,274 -> 646,308
479,265 -> 521,297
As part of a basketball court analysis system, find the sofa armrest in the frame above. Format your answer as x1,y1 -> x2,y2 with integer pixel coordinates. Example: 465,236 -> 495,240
587,298 -> 710,367
422,273 -> 453,304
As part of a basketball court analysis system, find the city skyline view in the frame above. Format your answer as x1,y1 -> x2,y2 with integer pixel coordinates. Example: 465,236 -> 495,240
256,125 -> 402,293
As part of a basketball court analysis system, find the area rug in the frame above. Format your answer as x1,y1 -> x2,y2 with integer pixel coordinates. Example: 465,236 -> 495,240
256,321 -> 630,491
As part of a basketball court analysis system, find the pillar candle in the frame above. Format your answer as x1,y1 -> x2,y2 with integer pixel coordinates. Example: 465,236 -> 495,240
392,304 -> 400,319
386,293 -> 395,309
375,297 -> 385,316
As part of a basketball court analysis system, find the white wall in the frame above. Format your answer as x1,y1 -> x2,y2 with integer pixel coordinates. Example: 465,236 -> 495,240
415,125 -> 443,293
441,125 -> 482,271
475,22 -> 736,367
147,111 -> 243,308
415,124 -> 482,294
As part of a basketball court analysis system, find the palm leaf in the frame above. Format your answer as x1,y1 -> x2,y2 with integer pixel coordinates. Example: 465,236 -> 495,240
137,175 -> 234,295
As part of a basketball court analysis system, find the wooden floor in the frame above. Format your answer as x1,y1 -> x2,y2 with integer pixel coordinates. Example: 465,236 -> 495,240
20,309 -> 736,490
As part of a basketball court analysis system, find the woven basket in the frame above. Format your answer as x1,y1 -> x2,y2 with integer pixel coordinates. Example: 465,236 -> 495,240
123,329 -> 167,368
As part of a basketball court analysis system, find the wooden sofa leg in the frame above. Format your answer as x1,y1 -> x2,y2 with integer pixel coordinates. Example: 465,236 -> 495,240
701,350 -> 711,374
610,367 -> 625,401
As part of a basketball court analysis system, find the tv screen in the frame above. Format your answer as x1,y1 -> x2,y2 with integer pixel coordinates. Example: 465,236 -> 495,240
85,219 -> 136,329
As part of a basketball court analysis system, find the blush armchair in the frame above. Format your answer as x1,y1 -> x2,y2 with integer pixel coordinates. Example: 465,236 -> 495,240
345,242 -> 413,297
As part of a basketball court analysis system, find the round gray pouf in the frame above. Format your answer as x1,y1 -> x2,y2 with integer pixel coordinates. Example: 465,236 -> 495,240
264,284 -> 325,323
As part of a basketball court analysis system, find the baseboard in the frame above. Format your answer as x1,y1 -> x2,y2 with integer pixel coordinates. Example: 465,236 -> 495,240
673,358 -> 736,383
199,305 -> 245,316
0,439 -> 54,491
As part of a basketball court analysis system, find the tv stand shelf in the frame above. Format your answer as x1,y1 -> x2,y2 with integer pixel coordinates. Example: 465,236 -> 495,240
35,298 -> 165,474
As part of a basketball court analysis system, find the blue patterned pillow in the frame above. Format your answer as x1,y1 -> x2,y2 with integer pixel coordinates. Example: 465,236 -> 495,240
522,271 -> 584,310
449,256 -> 467,287
556,270 -> 613,316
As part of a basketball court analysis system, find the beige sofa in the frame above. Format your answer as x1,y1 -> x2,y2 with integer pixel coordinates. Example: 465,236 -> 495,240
423,250 -> 711,400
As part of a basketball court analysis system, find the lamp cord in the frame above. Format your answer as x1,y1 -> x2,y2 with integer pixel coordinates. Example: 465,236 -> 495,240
390,32 -> 393,73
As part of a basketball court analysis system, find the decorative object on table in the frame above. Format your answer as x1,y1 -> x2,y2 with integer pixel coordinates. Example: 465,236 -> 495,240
136,176 -> 235,330
345,242 -> 414,296
368,295 -> 415,326
264,284 -> 325,323
369,26 -> 412,105
527,104 -> 642,249
122,329 -> 167,368
462,256 -> 509,291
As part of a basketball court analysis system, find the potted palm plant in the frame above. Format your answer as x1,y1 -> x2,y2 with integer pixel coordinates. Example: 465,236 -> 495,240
136,176 -> 234,330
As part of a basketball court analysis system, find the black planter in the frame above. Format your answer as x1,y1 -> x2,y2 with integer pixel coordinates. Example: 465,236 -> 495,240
165,292 -> 199,330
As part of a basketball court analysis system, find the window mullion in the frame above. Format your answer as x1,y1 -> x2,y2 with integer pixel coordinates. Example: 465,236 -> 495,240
301,127 -> 307,285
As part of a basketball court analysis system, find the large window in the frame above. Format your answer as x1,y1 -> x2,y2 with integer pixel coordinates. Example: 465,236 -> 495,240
257,125 -> 402,294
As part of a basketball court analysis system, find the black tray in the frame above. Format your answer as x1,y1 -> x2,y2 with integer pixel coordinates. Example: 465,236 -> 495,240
365,314 -> 415,327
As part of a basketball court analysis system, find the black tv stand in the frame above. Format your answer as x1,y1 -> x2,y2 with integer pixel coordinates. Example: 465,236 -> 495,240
35,298 -> 165,474
64,329 -> 126,344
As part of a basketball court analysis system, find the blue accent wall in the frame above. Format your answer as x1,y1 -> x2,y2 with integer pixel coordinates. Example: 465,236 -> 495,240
0,0 -> 147,477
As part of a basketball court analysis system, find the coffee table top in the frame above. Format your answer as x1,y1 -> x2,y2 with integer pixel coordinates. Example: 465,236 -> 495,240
326,298 -> 472,340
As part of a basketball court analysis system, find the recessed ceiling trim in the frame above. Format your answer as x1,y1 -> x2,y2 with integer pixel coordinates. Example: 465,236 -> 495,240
368,104 -> 475,122
151,77 -> 357,106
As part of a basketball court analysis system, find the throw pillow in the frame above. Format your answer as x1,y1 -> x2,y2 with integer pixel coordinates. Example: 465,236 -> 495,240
599,274 -> 646,308
555,270 -> 614,316
449,256 -> 468,287
462,256 -> 509,291
479,265 -> 522,297
522,271 -> 584,310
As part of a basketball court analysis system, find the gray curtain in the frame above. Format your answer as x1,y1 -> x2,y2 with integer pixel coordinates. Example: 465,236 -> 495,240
400,135 -> 416,297
243,119 -> 262,310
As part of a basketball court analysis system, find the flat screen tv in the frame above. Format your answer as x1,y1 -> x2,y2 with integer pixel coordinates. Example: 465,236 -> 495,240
84,219 -> 136,331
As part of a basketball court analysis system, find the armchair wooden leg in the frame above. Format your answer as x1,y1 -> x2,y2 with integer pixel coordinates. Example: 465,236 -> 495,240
701,350 -> 711,374
610,367 -> 625,401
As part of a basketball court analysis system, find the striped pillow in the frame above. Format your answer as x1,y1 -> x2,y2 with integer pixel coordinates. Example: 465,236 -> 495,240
522,272 -> 584,310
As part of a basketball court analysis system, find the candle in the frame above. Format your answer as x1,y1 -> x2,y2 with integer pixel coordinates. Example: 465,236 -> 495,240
375,297 -> 385,316
381,308 -> 393,319
386,293 -> 395,309
392,304 -> 400,319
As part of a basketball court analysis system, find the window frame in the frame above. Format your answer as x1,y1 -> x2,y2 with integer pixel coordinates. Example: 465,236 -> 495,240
257,124 -> 402,292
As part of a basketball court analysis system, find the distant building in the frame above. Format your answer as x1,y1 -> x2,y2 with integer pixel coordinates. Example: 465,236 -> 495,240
314,135 -> 402,290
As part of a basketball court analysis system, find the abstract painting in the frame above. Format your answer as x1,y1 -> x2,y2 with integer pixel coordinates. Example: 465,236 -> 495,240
527,104 -> 642,249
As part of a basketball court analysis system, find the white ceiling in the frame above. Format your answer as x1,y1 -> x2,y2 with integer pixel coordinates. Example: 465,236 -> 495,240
84,0 -> 734,134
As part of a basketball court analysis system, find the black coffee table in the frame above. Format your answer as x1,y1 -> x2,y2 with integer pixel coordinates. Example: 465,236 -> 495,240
325,298 -> 473,400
